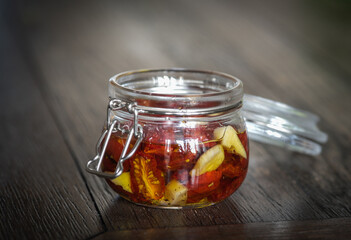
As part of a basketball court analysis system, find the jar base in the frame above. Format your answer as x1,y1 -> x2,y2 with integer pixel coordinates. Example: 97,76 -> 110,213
119,195 -> 218,209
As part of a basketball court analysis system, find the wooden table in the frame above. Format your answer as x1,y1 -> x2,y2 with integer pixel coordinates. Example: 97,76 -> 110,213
1,0 -> 351,239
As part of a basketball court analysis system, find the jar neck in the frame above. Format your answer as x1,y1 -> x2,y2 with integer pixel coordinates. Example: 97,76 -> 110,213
112,104 -> 243,123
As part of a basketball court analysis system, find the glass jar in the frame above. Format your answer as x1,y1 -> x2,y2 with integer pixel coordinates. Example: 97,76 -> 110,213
87,68 -> 327,208
87,69 -> 248,208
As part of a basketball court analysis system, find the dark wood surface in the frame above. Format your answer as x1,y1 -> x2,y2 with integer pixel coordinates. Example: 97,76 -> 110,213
95,218 -> 351,240
1,0 -> 350,239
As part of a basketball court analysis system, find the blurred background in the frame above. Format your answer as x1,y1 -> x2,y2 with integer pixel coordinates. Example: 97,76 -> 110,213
2,0 -> 350,150
2,0 -> 351,103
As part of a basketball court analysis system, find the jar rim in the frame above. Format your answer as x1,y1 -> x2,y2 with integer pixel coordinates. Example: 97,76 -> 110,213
110,68 -> 242,97
109,68 -> 244,116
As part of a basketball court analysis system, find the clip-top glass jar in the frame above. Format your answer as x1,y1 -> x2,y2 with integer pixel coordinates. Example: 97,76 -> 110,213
87,69 -> 249,208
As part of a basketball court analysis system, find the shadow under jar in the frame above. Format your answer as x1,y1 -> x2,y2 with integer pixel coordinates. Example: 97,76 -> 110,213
88,69 -> 249,209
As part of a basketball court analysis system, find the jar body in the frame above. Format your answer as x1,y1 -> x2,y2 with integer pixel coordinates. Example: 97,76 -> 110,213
102,111 -> 248,208
86,69 -> 249,208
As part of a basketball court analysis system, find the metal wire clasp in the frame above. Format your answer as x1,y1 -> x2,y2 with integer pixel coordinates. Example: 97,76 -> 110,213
86,99 -> 143,179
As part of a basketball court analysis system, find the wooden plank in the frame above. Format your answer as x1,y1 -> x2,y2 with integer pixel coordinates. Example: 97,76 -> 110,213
13,0 -> 351,232
0,3 -> 105,239
94,218 -> 351,240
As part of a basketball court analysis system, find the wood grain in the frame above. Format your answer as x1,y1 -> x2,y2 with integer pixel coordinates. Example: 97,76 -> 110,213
94,218 -> 351,240
0,3 -> 104,239
2,0 -> 351,238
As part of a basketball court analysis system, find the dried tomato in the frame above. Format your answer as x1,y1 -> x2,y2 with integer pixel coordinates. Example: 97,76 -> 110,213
171,169 -> 189,185
168,151 -> 196,170
208,177 -> 244,202
220,163 -> 242,178
187,192 -> 209,203
165,142 -> 197,170
144,144 -> 169,155
102,155 -> 117,172
130,154 -> 165,200
240,157 -> 249,170
168,169 -> 223,203
106,135 -> 124,160
144,140 -> 197,171
188,169 -> 222,194
104,135 -> 130,172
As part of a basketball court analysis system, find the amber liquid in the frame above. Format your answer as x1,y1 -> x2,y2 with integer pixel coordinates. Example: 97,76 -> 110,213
102,124 -> 248,208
